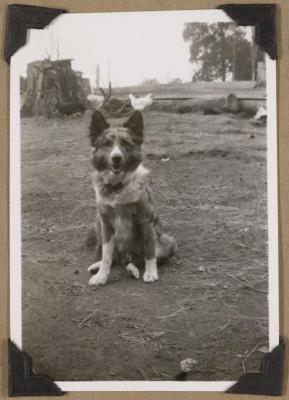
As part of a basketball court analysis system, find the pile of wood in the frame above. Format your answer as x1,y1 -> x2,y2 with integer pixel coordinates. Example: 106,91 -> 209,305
98,85 -> 131,117
21,59 -> 90,118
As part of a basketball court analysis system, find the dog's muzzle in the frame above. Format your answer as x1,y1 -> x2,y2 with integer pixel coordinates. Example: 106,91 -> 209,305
110,154 -> 123,174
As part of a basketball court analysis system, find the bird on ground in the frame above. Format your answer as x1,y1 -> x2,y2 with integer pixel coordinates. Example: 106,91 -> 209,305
87,94 -> 104,104
254,106 -> 267,121
129,93 -> 153,111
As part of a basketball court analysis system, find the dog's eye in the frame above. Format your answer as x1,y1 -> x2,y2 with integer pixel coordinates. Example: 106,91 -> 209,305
121,139 -> 133,147
102,138 -> 113,146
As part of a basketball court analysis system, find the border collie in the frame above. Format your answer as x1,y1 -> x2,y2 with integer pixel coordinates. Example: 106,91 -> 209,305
87,110 -> 176,286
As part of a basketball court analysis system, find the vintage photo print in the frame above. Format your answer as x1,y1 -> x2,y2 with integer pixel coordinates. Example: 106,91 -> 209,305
10,9 -> 278,391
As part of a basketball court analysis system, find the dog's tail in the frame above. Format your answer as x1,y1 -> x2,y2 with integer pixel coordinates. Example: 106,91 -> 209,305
156,232 -> 177,265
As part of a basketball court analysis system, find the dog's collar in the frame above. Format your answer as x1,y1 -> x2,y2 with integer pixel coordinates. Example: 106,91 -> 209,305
92,164 -> 150,205
104,182 -> 125,194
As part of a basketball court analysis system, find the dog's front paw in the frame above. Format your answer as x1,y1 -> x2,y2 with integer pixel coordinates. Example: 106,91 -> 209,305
88,261 -> 101,273
143,269 -> 158,282
143,260 -> 158,283
89,269 -> 109,286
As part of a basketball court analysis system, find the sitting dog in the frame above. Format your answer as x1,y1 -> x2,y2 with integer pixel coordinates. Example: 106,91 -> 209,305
87,110 -> 176,286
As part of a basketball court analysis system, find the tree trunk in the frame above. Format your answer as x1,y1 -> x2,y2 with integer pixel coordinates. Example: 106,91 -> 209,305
232,35 -> 236,81
251,27 -> 257,81
221,62 -> 226,81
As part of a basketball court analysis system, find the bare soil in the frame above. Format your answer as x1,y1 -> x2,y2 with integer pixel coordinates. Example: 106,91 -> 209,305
21,104 -> 269,381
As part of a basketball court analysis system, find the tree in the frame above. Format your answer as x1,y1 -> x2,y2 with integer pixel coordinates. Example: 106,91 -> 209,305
141,78 -> 160,87
183,23 -> 253,82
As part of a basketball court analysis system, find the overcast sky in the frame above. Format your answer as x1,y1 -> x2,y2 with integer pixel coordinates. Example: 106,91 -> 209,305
18,10 -> 252,88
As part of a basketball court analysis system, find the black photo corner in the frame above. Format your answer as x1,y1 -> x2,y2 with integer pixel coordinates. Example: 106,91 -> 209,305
4,4 -> 66,64
217,4 -> 277,59
8,338 -> 285,396
8,340 -> 64,397
5,2 -> 283,397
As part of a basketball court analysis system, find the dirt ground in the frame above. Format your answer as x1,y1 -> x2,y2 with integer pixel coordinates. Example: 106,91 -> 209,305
21,97 -> 269,381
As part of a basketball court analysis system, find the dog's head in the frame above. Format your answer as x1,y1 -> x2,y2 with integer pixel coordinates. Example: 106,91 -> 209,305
89,111 -> 144,177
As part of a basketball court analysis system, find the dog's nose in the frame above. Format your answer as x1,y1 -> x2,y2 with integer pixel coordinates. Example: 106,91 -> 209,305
112,154 -> 122,164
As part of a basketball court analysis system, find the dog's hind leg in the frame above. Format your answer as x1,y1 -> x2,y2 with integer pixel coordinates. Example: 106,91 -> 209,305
126,263 -> 140,279
156,233 -> 177,265
87,242 -> 102,275
85,226 -> 98,249
88,260 -> 101,273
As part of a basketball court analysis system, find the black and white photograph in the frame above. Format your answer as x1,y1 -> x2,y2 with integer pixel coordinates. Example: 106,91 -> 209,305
10,9 -> 278,391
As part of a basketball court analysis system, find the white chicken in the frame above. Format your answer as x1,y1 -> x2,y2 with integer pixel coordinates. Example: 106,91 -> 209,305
129,93 -> 153,111
254,106 -> 267,120
87,94 -> 104,110
87,94 -> 104,103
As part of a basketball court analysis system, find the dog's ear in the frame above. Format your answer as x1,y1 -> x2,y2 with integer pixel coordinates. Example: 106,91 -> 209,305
89,111 -> 109,145
123,111 -> 143,143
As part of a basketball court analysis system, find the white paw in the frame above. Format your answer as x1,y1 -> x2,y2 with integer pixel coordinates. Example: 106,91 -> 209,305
126,263 -> 140,279
89,269 -> 109,286
88,261 -> 101,273
143,265 -> 158,283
